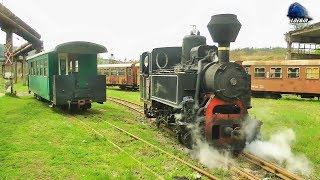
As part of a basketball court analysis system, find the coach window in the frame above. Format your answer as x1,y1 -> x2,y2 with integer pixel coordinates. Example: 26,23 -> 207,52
254,67 -> 265,78
245,67 -> 250,74
106,68 -> 110,76
58,53 -> 68,75
30,62 -> 34,75
35,61 -> 39,75
34,61 -> 36,75
75,60 -> 79,72
306,67 -> 319,79
118,68 -> 125,76
43,59 -> 48,76
270,67 -> 282,78
32,62 -> 35,75
111,69 -> 117,75
287,67 -> 300,78
39,60 -> 43,76
69,61 -> 72,72
34,61 -> 37,75
68,59 -> 79,73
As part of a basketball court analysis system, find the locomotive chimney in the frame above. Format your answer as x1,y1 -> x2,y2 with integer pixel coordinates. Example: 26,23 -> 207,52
207,14 -> 241,63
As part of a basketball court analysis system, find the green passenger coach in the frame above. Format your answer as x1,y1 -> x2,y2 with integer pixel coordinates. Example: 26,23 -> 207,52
27,41 -> 107,110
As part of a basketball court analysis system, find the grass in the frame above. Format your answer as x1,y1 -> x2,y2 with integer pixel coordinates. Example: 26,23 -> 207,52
107,86 -> 142,105
0,78 -> 28,94
230,47 -> 286,61
0,96 -> 157,179
1,83 -> 318,178
0,94 -> 231,179
108,86 -> 320,178
248,95 -> 320,178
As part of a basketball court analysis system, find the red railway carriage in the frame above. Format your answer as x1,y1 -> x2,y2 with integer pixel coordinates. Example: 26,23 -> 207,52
242,59 -> 320,98
98,63 -> 139,90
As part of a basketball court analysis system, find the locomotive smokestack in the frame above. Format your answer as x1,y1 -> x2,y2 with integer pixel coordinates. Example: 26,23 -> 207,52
207,14 -> 241,63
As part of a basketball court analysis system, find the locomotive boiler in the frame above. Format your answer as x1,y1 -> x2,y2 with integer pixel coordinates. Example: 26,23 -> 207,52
140,14 -> 261,151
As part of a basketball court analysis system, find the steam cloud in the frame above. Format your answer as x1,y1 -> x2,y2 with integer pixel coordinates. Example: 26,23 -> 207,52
190,140 -> 232,169
188,122 -> 232,169
245,128 -> 313,176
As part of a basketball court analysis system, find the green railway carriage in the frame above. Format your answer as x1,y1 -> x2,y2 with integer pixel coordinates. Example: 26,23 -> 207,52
27,41 -> 107,109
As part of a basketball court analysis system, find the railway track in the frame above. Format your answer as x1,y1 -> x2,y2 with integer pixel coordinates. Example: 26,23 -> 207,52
64,113 -> 165,179
107,96 -> 305,180
98,99 -> 220,179
240,152 -> 303,180
108,97 -> 144,114
107,97 -> 260,179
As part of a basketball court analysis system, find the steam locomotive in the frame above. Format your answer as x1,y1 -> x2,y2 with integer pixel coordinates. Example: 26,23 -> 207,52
140,14 -> 261,151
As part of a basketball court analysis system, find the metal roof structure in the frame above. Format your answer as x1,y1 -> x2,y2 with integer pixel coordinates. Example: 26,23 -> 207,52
286,22 -> 320,44
285,22 -> 320,60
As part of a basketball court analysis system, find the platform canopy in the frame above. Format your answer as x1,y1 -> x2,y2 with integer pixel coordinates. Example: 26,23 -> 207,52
54,41 -> 107,54
286,22 -> 320,43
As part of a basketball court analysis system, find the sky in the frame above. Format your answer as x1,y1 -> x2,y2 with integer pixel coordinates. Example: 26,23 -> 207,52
0,0 -> 319,60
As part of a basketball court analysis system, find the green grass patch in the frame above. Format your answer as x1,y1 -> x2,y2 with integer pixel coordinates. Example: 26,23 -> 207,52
106,88 -> 320,178
249,96 -> 320,178
0,96 -> 158,179
0,95 -> 230,179
0,78 -> 28,94
107,86 -> 142,105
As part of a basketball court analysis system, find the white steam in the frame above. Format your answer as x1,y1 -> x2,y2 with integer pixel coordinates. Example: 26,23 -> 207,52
190,141 -> 232,169
174,113 -> 182,120
245,129 -> 313,176
188,122 -> 232,169
242,118 -> 261,143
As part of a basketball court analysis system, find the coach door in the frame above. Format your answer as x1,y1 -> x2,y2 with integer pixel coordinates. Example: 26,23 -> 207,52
58,53 -> 68,75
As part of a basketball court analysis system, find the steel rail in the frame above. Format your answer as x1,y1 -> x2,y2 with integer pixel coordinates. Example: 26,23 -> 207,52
96,115 -> 219,180
64,114 -> 165,179
106,97 -> 262,180
109,97 -> 143,108
241,152 -> 303,180
108,97 -> 144,114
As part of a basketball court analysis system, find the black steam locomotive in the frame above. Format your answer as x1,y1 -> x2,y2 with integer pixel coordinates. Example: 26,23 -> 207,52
140,14 -> 261,151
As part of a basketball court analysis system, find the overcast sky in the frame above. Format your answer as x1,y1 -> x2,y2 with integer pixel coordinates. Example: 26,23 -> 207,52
0,0 -> 319,60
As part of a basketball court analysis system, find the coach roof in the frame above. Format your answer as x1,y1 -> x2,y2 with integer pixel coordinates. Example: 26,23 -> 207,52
98,64 -> 134,68
242,59 -> 320,66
